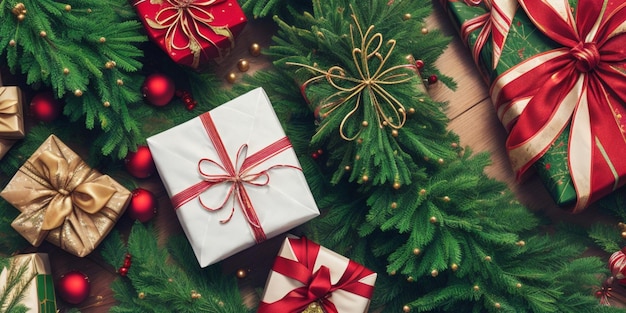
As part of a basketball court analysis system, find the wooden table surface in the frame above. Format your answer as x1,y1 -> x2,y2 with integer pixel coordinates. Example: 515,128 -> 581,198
4,2 -> 622,311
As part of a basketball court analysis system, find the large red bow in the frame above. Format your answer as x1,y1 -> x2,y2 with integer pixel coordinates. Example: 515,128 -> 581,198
492,0 -> 626,212
258,237 -> 375,313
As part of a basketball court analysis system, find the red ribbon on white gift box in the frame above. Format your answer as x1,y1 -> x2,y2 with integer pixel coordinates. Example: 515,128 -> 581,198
170,112 -> 299,243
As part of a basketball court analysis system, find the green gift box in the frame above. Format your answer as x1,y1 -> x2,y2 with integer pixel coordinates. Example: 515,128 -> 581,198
440,0 -> 626,211
0,253 -> 57,313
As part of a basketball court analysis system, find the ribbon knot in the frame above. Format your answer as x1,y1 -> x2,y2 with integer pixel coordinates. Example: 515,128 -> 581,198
142,0 -> 234,68
570,42 -> 600,72
25,151 -> 117,231
307,266 -> 333,300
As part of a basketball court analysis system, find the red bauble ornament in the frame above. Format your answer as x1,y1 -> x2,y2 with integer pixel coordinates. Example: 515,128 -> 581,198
118,267 -> 129,277
57,271 -> 90,304
415,59 -> 425,70
30,91 -> 62,122
124,145 -> 156,179
127,188 -> 158,223
427,74 -> 438,85
142,73 -> 175,106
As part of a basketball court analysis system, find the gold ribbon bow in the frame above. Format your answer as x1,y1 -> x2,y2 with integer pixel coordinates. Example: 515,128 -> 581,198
25,151 -> 117,230
0,87 -> 24,139
289,14 -> 413,141
145,0 -> 234,68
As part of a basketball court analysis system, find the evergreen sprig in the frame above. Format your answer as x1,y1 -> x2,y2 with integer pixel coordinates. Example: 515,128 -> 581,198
101,222 -> 251,313
0,0 -> 146,159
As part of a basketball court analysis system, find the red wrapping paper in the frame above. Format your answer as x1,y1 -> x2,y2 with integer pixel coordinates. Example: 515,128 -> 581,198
133,0 -> 247,68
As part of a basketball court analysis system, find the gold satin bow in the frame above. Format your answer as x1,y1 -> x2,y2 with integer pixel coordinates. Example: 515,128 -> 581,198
27,151 -> 117,230
0,87 -> 23,139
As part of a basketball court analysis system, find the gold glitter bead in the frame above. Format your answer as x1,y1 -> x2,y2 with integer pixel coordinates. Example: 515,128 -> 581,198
236,269 -> 247,279
393,182 -> 401,189
117,79 -> 124,86
344,165 -> 351,171
39,31 -> 47,37
105,61 -> 115,69
362,120 -> 369,127
418,98 -> 425,102
412,248 -> 421,255
249,43 -> 261,56
419,189 -> 427,196
390,270 -> 396,275
9,40 -> 16,47
429,216 -> 438,224
357,138 -> 364,144
382,120 -> 388,126
516,283 -> 522,288
437,158 -> 444,164
226,72 -> 237,84
63,68 -> 70,75
390,202 -> 397,209
431,269 -> 439,277
355,155 -> 360,160
12,3 -> 25,15
421,27 -> 429,34
237,59 -> 250,72
403,305 -> 411,312
99,37 -> 106,43
87,8 -> 92,13
74,89 -> 83,97
451,263 -> 459,271
168,278 -> 173,282
407,276 -> 414,282
408,107 -> 415,114
361,175 -> 369,182
451,142 -> 458,148
494,303 -> 501,309
103,101 -> 110,107
473,285 -> 480,291
17,14 -> 25,21
621,231 -> 626,239
442,196 -> 450,202
138,292 -> 145,299
65,4 -> 71,11
391,129 -> 399,137
484,256 -> 492,262
516,240 -> 525,247
402,13 -> 411,21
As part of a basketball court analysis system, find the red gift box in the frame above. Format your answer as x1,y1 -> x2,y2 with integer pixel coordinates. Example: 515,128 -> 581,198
133,0 -> 247,68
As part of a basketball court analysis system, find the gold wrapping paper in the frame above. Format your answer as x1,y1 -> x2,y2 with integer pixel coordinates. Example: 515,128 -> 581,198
0,253 -> 57,312
0,86 -> 25,139
0,138 -> 16,159
0,135 -> 131,257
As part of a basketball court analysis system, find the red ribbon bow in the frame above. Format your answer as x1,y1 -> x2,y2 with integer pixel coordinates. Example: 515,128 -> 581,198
491,0 -> 626,212
170,112 -> 297,243
449,0 -> 517,70
140,0 -> 234,68
258,237 -> 375,313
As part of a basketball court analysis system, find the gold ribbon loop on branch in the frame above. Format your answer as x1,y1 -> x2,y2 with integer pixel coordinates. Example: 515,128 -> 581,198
289,14 -> 413,141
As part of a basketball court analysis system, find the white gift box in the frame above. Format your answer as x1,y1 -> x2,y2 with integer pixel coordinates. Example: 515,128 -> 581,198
147,88 -> 319,267
259,236 -> 377,313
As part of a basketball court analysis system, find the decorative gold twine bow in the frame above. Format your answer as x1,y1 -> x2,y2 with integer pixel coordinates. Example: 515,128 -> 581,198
145,0 -> 234,68
22,151 -> 117,230
289,14 -> 414,141
0,88 -> 21,136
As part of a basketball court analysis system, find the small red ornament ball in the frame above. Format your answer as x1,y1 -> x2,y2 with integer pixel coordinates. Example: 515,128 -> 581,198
30,91 -> 62,122
57,271 -> 90,304
427,74 -> 438,85
128,188 -> 158,223
142,73 -> 175,106
124,145 -> 156,179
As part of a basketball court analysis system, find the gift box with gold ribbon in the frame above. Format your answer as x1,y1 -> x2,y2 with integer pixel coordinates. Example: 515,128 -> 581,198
440,0 -> 626,212
132,0 -> 247,69
258,237 -> 377,313
0,253 -> 57,313
0,86 -> 25,159
0,135 -> 132,257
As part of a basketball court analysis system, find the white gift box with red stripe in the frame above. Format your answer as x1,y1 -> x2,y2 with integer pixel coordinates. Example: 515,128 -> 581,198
147,88 -> 320,267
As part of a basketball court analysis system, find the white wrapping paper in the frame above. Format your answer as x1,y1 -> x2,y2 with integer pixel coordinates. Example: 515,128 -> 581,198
147,88 -> 319,267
